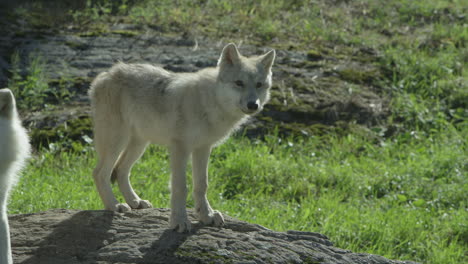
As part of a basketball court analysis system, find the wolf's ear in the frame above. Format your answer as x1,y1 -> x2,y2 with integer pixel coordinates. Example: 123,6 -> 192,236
0,88 -> 14,118
260,49 -> 276,70
218,43 -> 241,67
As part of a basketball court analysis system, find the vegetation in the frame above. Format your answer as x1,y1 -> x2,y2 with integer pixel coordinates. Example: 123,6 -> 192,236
8,52 -> 74,110
9,130 -> 467,263
4,0 -> 467,263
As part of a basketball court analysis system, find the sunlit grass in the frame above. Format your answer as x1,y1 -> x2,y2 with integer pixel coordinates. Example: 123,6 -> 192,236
9,126 -> 467,264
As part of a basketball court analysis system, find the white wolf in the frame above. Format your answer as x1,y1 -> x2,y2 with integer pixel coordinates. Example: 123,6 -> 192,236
89,43 -> 275,232
0,88 -> 30,264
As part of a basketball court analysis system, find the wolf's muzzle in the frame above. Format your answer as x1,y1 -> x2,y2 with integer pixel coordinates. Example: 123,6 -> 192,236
247,101 -> 259,111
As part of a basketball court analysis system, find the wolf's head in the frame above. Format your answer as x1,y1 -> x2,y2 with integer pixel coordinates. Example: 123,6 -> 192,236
0,88 -> 16,120
217,43 -> 275,116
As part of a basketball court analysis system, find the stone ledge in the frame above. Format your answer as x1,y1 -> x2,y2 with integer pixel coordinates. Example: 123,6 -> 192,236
10,208 -> 419,264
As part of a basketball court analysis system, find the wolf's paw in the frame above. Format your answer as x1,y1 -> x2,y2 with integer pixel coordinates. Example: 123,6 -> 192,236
170,214 -> 192,233
109,203 -> 132,213
128,199 -> 153,209
199,210 -> 225,227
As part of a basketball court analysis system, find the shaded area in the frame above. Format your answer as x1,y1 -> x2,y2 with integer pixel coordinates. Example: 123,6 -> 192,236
11,209 -> 116,264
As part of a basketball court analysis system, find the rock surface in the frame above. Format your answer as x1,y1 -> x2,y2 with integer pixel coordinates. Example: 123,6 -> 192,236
0,21 -> 389,142
10,208 -> 418,264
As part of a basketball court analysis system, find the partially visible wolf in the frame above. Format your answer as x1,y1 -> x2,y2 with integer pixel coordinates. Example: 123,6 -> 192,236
0,88 -> 30,264
90,43 -> 275,232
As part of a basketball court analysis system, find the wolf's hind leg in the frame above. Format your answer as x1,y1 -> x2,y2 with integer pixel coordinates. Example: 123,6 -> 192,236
113,136 -> 152,209
93,128 -> 131,212
192,145 -> 224,227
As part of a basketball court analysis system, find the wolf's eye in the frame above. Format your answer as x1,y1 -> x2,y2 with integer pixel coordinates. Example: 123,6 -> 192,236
256,82 -> 263,88
235,80 -> 244,87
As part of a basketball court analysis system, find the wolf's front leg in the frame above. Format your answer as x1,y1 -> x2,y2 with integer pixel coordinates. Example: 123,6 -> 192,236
192,146 -> 224,227
169,143 -> 192,232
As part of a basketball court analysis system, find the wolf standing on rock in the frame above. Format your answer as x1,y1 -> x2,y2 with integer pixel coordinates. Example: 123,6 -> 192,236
0,88 -> 30,264
89,43 -> 275,232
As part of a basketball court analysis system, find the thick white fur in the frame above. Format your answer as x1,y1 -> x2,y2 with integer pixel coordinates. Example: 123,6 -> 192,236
0,88 -> 30,264
89,43 -> 275,232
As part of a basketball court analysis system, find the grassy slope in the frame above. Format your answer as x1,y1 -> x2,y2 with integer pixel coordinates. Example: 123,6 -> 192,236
5,0 -> 468,263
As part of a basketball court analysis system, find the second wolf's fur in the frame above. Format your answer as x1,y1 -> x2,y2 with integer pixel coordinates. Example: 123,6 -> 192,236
90,43 -> 275,232
0,88 -> 30,264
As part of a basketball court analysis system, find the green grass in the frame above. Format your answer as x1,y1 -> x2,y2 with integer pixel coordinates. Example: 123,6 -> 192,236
9,127 -> 467,264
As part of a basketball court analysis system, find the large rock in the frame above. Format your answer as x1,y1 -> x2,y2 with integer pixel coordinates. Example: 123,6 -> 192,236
10,209 -> 418,264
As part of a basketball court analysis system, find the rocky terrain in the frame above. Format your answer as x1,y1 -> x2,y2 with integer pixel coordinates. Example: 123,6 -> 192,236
10,208 -> 418,264
0,21 -> 389,147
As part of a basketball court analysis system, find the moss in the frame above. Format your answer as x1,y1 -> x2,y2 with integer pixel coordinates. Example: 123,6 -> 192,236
48,76 -> 90,86
337,68 -> 381,85
308,123 -> 335,135
307,49 -> 323,61
271,41 -> 301,51
30,116 -> 92,149
258,115 -> 274,122
78,28 -> 109,37
78,31 -> 102,37
71,76 -> 91,86
353,53 -> 378,63
290,77 -> 316,92
268,94 -> 287,111
111,30 -> 140,37
31,129 -> 60,148
293,102 -> 316,113
294,60 -> 323,69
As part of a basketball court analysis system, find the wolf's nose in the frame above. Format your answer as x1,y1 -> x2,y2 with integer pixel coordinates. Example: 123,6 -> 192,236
247,102 -> 259,111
